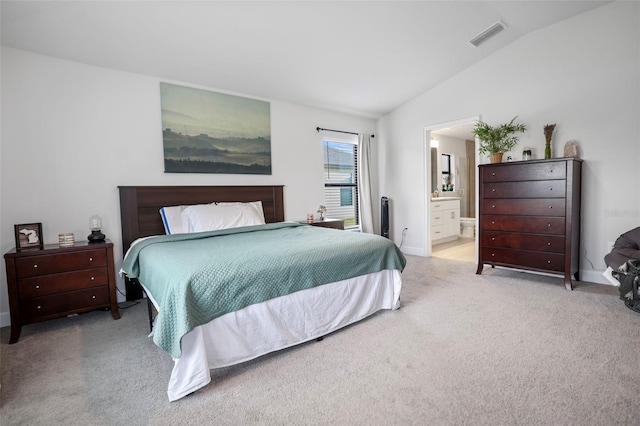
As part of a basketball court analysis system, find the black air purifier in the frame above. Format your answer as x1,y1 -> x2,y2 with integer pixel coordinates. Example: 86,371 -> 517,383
381,196 -> 389,238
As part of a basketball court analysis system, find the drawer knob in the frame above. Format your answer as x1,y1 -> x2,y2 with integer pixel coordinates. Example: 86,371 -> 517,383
92,295 -> 96,299
491,205 -> 496,208
548,223 -> 552,227
35,285 -> 40,289
91,276 -> 95,281
491,237 -> 495,241
548,242 -> 551,246
491,221 -> 495,225
33,264 -> 38,268
549,188 -> 553,191
89,257 -> 93,261
491,253 -> 495,257
492,173 -> 496,176
549,206 -> 553,209
37,305 -> 41,309
547,260 -> 551,264
491,189 -> 496,192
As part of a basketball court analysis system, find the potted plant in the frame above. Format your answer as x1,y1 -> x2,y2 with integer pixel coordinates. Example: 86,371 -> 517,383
472,116 -> 527,163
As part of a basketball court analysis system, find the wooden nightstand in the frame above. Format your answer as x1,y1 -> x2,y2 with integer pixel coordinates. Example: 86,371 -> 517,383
298,218 -> 345,230
4,239 -> 120,343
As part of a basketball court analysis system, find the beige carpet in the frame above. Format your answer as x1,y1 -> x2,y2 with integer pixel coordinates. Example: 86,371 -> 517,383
1,255 -> 639,425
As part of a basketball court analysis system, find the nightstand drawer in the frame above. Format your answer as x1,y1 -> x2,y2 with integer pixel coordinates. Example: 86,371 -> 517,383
19,268 -> 108,299
15,249 -> 107,278
20,287 -> 110,321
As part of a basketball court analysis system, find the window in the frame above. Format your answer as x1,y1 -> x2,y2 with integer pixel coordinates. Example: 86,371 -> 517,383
322,139 -> 359,229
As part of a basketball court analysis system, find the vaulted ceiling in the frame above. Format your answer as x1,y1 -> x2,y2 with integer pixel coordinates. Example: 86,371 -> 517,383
1,1 -> 610,119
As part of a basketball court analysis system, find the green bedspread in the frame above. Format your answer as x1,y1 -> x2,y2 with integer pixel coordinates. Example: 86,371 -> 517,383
121,222 -> 406,358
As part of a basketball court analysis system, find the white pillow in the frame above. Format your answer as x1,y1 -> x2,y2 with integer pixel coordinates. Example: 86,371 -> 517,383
181,201 -> 265,233
159,205 -> 189,235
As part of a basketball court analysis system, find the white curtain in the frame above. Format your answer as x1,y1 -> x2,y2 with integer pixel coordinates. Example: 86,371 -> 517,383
357,133 -> 374,234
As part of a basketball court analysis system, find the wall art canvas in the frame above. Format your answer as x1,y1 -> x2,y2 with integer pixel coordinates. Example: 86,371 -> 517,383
160,82 -> 271,174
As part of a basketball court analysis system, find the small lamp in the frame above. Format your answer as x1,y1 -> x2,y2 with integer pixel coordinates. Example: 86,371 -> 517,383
87,214 -> 106,243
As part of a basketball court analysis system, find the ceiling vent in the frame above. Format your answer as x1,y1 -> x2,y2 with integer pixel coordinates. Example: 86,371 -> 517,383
468,20 -> 507,47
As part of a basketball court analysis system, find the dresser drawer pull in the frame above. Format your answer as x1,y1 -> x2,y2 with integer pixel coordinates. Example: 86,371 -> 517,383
89,257 -> 93,261
492,221 -> 496,225
549,206 -> 553,209
91,276 -> 95,281
491,189 -> 496,192
491,205 -> 496,208
547,260 -> 552,264
35,285 -> 40,289
92,295 -> 96,299
548,242 -> 551,246
491,253 -> 495,257
37,305 -> 42,309
492,173 -> 496,176
491,237 -> 495,241
33,264 -> 38,268
548,223 -> 552,227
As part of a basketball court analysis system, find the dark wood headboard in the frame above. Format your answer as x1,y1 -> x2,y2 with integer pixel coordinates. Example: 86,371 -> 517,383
118,185 -> 285,251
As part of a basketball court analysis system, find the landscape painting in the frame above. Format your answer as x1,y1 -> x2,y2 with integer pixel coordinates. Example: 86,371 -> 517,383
160,82 -> 271,174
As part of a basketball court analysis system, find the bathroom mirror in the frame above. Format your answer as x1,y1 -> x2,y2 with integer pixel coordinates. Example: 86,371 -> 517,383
430,147 -> 438,194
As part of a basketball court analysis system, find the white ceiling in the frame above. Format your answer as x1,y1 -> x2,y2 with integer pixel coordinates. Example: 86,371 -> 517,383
1,1 -> 610,119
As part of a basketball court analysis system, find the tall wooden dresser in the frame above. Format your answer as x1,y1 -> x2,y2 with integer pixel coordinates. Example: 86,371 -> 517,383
476,158 -> 582,290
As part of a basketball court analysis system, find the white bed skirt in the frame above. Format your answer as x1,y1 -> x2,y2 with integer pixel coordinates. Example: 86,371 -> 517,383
144,269 -> 402,401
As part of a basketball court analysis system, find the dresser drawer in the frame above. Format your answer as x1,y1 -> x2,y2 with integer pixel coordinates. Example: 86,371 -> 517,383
483,247 -> 564,272
19,287 -> 110,321
482,161 -> 566,182
15,249 -> 107,278
483,180 -> 566,199
482,215 -> 565,234
482,198 -> 565,216
18,268 -> 108,299
483,231 -> 565,253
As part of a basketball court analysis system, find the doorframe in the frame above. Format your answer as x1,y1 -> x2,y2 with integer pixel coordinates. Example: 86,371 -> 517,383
423,116 -> 480,258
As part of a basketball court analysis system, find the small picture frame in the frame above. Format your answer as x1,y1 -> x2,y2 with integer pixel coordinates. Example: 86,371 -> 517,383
14,223 -> 44,251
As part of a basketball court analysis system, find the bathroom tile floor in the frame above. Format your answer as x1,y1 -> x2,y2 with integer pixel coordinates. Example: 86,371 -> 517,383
432,236 -> 475,263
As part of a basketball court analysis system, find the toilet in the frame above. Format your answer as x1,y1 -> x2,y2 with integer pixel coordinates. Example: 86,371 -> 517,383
460,217 -> 476,238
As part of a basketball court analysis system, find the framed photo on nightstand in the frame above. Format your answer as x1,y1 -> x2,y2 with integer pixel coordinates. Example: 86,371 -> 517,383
14,223 -> 44,251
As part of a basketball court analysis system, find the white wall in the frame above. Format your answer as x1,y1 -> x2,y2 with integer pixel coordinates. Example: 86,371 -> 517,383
0,47 -> 376,325
377,1 -> 640,283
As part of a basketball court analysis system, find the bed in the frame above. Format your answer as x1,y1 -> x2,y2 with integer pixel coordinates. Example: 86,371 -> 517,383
118,185 -> 405,401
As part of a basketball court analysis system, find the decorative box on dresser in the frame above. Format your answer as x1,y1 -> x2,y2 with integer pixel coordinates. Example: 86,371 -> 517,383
476,158 -> 582,290
4,240 -> 120,343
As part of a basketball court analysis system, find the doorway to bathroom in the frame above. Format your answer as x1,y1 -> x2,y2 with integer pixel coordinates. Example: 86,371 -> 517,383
425,117 -> 478,263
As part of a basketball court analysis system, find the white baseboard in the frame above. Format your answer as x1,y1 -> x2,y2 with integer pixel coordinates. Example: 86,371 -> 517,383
400,246 -> 424,257
581,269 -> 616,286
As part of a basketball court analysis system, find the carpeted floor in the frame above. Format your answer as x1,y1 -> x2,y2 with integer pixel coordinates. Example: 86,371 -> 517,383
1,255 -> 639,425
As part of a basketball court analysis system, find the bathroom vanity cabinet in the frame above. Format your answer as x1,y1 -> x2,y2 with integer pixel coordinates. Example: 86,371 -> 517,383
431,199 -> 460,244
